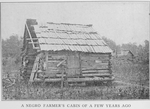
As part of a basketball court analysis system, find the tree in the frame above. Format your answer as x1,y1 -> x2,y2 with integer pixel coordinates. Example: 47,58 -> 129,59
2,35 -> 23,68
121,43 -> 138,55
143,40 -> 149,63
2,35 -> 22,58
102,36 -> 117,51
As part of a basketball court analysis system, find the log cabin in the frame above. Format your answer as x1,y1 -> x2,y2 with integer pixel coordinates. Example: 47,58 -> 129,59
21,19 -> 114,84
117,50 -> 134,61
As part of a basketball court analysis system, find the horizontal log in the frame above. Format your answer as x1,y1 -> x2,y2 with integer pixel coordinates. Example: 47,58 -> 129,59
81,53 -> 110,57
48,60 -> 63,63
82,69 -> 109,73
81,65 -> 109,70
68,77 -> 114,82
37,69 -> 59,73
48,58 -> 64,60
46,66 -> 109,71
34,76 -> 114,82
44,73 -> 112,78
81,61 -> 109,66
81,57 -> 109,61
26,38 -> 38,40
82,73 -> 112,77
81,66 -> 109,69
82,68 -> 109,71
35,78 -> 61,82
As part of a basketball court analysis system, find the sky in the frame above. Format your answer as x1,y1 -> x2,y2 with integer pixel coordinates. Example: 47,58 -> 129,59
1,2 -> 149,45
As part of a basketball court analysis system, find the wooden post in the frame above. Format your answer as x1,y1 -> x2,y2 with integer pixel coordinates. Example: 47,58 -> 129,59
107,53 -> 112,85
45,51 -> 48,72
29,53 -> 42,82
60,65 -> 65,99
64,53 -> 68,87
108,53 -> 112,74
61,66 -> 64,89
78,52 -> 82,76
60,52 -> 69,99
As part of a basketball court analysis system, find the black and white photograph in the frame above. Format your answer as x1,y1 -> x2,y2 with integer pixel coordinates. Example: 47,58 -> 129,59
1,1 -> 149,104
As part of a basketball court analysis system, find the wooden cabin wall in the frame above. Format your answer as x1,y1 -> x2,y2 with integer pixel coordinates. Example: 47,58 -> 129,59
80,53 -> 111,73
46,51 -> 67,77
45,51 -> 111,78
46,51 -> 81,77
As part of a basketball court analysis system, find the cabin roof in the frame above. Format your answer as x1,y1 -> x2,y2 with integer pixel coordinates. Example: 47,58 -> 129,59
26,20 -> 112,53
122,50 -> 134,56
118,49 -> 134,56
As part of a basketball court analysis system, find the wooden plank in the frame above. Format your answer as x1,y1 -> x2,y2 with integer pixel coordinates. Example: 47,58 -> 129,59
81,56 -> 109,61
81,65 -> 109,69
57,59 -> 66,67
78,52 -> 82,76
35,78 -> 61,82
82,69 -> 109,73
82,73 -> 112,77
35,76 -> 115,82
29,53 -> 42,82
67,77 -> 114,82
81,61 -> 109,66
80,53 -> 110,57
61,66 -> 64,89
81,65 -> 109,70
25,24 -> 35,48
45,51 -> 48,73
26,38 -> 38,40
82,67 -> 109,71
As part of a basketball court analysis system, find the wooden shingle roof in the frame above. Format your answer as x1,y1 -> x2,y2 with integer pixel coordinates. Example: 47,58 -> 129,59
26,20 -> 112,53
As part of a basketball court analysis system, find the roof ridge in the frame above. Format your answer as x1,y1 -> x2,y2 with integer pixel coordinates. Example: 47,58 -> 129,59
46,22 -> 92,27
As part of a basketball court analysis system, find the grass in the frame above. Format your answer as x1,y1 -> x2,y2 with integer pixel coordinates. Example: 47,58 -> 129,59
111,58 -> 149,86
2,81 -> 149,100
